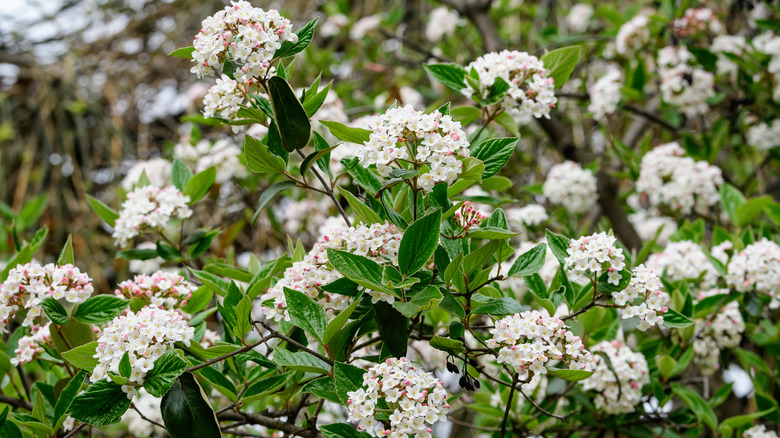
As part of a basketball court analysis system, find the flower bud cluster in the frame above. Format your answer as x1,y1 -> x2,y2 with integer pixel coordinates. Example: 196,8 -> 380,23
726,239 -> 780,308
615,265 -> 669,330
581,340 -> 649,414
646,240 -> 720,286
174,137 -> 247,183
588,66 -> 623,119
542,161 -> 599,213
11,323 -> 52,366
693,289 -> 745,375
453,201 -> 487,235
636,142 -> 723,215
190,1 -> 297,79
462,50 -> 557,120
616,15 -> 650,55
487,311 -> 592,379
0,263 -> 94,333
564,232 -> 627,284
657,45 -> 716,117
260,222 -> 403,322
115,271 -> 197,311
346,357 -> 449,438
113,186 -> 193,247
92,307 -> 194,397
358,105 -> 470,192
671,8 -> 722,37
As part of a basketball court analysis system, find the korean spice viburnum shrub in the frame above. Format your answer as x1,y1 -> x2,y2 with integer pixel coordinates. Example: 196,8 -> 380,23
487,311 -> 592,378
581,340 -> 650,414
358,105 -> 470,192
92,306 -> 194,398
259,222 -> 403,322
462,50 -> 557,120
346,358 -> 450,438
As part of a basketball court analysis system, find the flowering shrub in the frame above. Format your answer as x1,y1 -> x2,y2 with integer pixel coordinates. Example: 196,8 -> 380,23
2,1 -> 780,437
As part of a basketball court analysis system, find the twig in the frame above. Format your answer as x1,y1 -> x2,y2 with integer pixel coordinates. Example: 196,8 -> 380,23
131,403 -> 166,429
185,334 -> 274,373
256,321 -> 334,366
63,423 -> 87,438
501,374 -> 518,437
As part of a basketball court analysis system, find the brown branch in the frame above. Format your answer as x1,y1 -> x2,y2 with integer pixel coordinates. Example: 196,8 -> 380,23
218,411 -> 323,438
0,394 -> 32,411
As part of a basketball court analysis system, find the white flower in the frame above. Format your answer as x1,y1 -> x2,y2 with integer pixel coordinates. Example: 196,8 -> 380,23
581,340 -> 649,414
542,161 -> 598,213
347,357 -> 449,438
616,15 -> 650,55
505,204 -> 548,229
112,186 -> 192,247
567,4 -> 593,33
10,323 -> 52,366
349,15 -> 381,40
636,142 -> 723,215
672,8 -> 722,37
202,75 -> 247,120
425,7 -> 461,42
710,35 -> 747,77
190,2 -> 297,79
693,289 -> 745,375
657,46 -> 716,117
727,239 -> 780,308
564,232 -> 626,282
646,240 -> 720,286
121,158 -> 172,191
747,120 -> 780,151
358,105 -> 470,192
743,424 -> 779,438
462,50 -> 557,121
613,265 -> 669,330
628,210 -> 678,246
588,65 -> 623,119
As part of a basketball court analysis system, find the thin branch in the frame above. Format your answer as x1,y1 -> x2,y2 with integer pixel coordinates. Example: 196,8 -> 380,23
185,334 -> 274,373
131,403 -> 166,429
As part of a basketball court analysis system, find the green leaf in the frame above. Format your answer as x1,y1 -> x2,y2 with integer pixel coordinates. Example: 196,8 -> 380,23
451,106 -> 482,125
304,82 -> 334,118
16,194 -> 47,230
467,227 -> 519,240
168,46 -> 195,58
671,383 -> 718,431
374,301 -> 408,357
86,194 -> 119,226
161,372 -> 222,438
320,120 -> 371,144
463,240 -> 500,276
198,366 -> 237,401
719,408 -> 776,432
546,367 -> 594,381
399,209 -> 441,276
320,423 -> 372,438
301,145 -> 338,177
720,183 -> 746,223
337,187 -> 383,225
540,46 -> 582,88
663,308 -> 694,328
508,243 -> 547,277
190,268 -> 229,296
472,297 -> 525,315
73,295 -> 129,324
655,355 -> 677,380
327,249 -> 396,296
244,134 -> 286,174
333,362 -> 366,403
171,159 -> 193,190
429,336 -> 465,355
183,166 -> 216,203
61,342 -> 99,371
252,180 -> 297,225
119,352 -> 131,378
471,138 -> 518,179
423,63 -> 467,92
67,379 -> 132,426
323,299 -> 360,344
283,287 -> 328,343
545,229 -> 570,264
273,348 -> 331,374
40,298 -> 69,325
242,372 -> 292,403
232,296 -> 253,341
597,269 -> 632,293
144,350 -> 188,397
274,17 -> 318,59
53,371 -> 87,430
735,195 -> 773,227
50,319 -> 95,351
57,235 -> 74,266
459,157 -> 485,181
393,285 -> 443,317
268,76 -> 311,152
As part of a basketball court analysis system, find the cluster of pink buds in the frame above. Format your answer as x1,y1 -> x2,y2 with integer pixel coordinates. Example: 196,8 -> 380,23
453,201 -> 487,236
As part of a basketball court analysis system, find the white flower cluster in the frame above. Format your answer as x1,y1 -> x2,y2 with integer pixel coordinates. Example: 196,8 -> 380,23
0,263 -> 94,333
113,186 -> 193,247
616,15 -> 650,55
672,8 -> 722,37
273,196 -> 332,241
744,425 -> 779,438
462,50 -> 557,120
615,265 -> 669,330
425,6 -> 460,42
190,1 -> 297,79
754,32 -> 780,101
657,46 -> 716,117
92,306 -> 194,396
202,75 -> 246,120
358,105 -> 470,192
487,311 -> 592,378
346,357 -> 449,438
542,161 -> 599,213
710,35 -> 747,77
636,142 -> 723,215
564,232 -> 627,284
588,66 -> 623,119
567,4 -> 593,33
260,222 -> 403,322
726,239 -> 780,308
174,137 -> 247,183
693,289 -> 745,375
11,323 -> 51,366
505,204 -> 548,229
115,271 -> 197,311
121,158 -> 172,190
628,210 -> 678,246
747,120 -> 780,151
581,340 -> 650,414
646,240 -> 720,286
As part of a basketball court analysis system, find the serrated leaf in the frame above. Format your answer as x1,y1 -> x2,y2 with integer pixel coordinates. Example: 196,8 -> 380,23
73,296 -> 129,324
540,46 -> 582,88
471,137 -> 518,179
67,379 -> 131,426
144,351 -> 188,397
284,287 -> 327,343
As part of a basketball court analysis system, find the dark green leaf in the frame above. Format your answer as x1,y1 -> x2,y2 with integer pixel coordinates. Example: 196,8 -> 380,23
399,209 -> 441,276
671,383 -> 717,431
161,372 -> 222,438
267,76 -> 311,152
40,298 -> 69,325
53,371 -> 87,429
333,362 -> 366,403
471,138 -> 518,179
119,352 -> 131,378
508,243 -> 547,277
472,297 -> 525,316
144,351 -> 188,397
283,287 -> 327,343
374,301 -> 408,357
67,379 -> 131,426
252,180 -> 297,225
274,18 -> 318,59
545,229 -> 570,264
